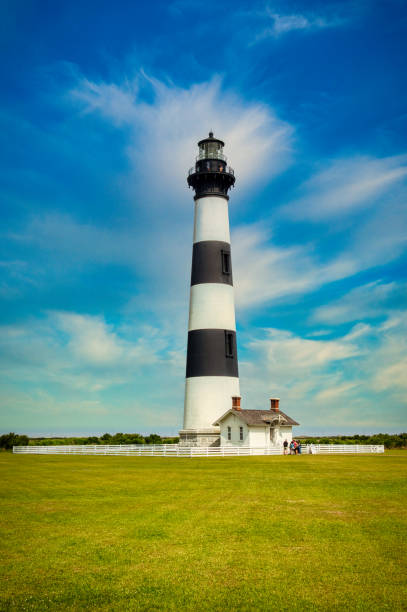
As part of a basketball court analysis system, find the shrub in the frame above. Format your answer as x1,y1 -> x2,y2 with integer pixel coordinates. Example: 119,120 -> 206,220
0,433 -> 29,450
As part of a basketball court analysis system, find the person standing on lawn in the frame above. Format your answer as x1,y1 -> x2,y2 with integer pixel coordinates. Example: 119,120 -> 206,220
283,439 -> 288,455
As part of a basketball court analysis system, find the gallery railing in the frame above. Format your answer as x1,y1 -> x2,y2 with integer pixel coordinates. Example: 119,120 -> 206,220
188,165 -> 234,176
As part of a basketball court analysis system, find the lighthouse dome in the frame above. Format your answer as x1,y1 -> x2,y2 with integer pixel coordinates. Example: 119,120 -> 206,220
197,132 -> 226,161
188,132 -> 235,200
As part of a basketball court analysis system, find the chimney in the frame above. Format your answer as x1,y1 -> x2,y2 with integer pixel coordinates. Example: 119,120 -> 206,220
270,398 -> 280,411
232,396 -> 241,411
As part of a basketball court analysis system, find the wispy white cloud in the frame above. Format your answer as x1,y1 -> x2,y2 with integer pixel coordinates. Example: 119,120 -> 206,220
349,194 -> 407,268
0,260 -> 41,299
313,281 -> 405,324
73,78 -> 139,124
367,314 -> 407,397
225,153 -> 407,312
284,155 -> 407,220
9,214 -> 136,265
251,7 -> 347,43
373,359 -> 407,393
228,149 -> 407,311
313,382 -> 359,403
233,223 -> 315,308
0,385 -> 177,436
0,311 -> 173,389
52,312 -> 125,366
249,326 -> 360,368
232,220 -> 401,310
239,313 -> 407,433
232,222 -> 353,308
0,310 -> 186,433
71,73 -> 294,202
10,153 -> 407,322
343,322 -> 372,341
2,307 -> 406,435
8,74 -> 295,327
13,74 -> 405,323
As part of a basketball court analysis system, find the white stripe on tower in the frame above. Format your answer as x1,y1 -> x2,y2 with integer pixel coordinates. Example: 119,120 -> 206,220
188,284 -> 236,331
180,133 -> 240,446
193,196 -> 231,243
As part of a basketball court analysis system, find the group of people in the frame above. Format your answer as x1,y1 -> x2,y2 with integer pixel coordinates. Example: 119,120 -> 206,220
283,439 -> 302,455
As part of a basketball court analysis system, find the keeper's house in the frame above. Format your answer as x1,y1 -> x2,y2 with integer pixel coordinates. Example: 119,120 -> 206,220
213,398 -> 299,448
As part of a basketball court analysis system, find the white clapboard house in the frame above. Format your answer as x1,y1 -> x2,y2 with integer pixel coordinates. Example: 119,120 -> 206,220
213,398 -> 299,448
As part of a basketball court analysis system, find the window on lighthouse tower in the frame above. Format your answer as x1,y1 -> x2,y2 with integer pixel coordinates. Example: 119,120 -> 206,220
222,250 -> 231,275
225,331 -> 234,358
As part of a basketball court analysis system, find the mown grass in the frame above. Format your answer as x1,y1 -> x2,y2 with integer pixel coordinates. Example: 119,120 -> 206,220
1,452 -> 406,611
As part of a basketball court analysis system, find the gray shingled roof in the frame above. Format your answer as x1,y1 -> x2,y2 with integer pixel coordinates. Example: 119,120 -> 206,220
214,408 -> 299,427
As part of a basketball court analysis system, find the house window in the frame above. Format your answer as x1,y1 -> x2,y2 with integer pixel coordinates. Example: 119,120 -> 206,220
225,331 -> 234,358
221,250 -> 231,275
239,426 -> 243,441
227,426 -> 231,441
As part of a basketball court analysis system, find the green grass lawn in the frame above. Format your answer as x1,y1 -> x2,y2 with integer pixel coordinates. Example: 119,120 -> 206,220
1,452 -> 406,611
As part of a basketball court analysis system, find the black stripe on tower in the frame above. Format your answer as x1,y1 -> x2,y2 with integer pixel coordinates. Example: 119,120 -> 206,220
191,241 -> 233,286
186,329 -> 239,378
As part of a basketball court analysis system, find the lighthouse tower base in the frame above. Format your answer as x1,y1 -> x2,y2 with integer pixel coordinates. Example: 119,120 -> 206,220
178,428 -> 220,447
180,376 -> 240,447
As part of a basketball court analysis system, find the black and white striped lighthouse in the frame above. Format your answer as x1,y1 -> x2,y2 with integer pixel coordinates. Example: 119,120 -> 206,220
179,133 -> 240,447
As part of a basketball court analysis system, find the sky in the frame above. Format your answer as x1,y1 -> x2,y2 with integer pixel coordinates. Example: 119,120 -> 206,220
1,0 -> 406,436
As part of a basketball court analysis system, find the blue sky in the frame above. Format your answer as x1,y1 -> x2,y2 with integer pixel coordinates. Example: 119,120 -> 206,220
1,0 -> 406,436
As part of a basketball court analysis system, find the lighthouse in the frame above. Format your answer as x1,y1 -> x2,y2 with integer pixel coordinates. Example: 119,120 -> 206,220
179,133 -> 240,447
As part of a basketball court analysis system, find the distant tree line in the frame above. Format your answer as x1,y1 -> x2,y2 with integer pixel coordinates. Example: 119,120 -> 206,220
1,432 -> 406,450
298,433 -> 407,448
0,432 -> 179,449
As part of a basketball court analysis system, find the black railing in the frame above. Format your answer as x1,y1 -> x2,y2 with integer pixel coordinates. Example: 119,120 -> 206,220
188,165 -> 234,176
